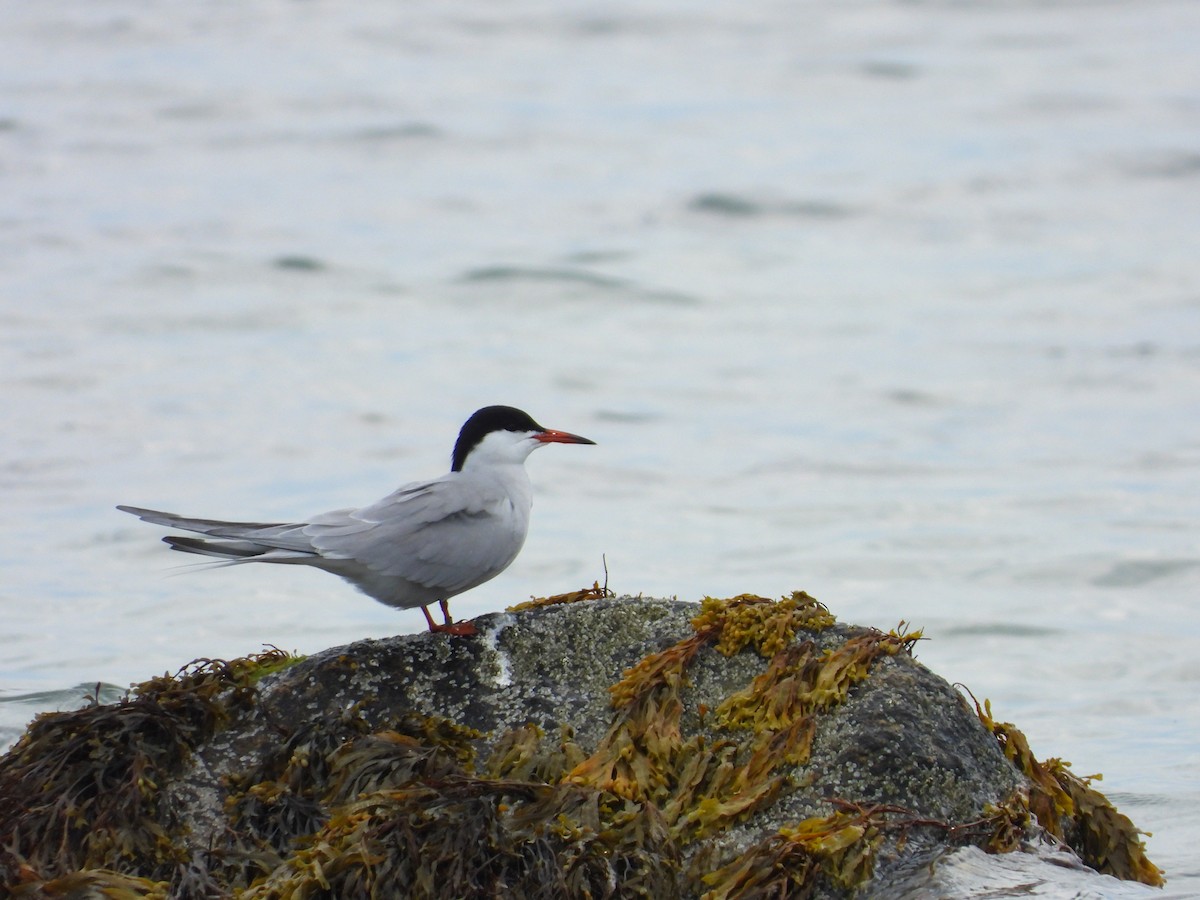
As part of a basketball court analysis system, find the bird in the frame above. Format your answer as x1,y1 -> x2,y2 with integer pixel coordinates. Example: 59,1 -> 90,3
117,405 -> 595,636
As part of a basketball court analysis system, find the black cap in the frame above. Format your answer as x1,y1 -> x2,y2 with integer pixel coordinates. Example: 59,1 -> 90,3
451,406 -> 546,472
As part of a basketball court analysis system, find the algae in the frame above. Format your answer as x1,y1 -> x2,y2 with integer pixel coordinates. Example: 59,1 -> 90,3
214,707 -> 484,890
0,648 -> 297,890
506,580 -> 615,613
0,593 -> 1165,897
700,807 -> 885,900
691,591 -> 838,658
241,780 -> 679,899
974,697 -> 1165,887
7,868 -> 170,899
219,698 -> 677,898
565,593 -> 924,893
484,722 -> 588,784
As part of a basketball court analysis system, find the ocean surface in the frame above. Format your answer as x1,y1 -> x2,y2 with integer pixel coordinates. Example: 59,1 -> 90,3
2,1 -> 1197,894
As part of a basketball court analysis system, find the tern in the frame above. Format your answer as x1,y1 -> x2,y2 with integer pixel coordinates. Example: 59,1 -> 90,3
118,405 -> 595,636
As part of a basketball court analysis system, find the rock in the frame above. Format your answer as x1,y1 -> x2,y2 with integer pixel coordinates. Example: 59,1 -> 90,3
0,592 -> 1163,898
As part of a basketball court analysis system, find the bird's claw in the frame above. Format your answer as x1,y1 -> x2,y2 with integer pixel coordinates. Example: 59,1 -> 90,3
428,620 -> 478,637
421,603 -> 478,636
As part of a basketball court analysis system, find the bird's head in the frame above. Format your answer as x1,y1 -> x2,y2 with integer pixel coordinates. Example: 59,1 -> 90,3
452,405 -> 595,472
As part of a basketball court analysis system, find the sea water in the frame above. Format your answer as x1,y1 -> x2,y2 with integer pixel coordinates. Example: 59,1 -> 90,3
2,1 -> 1197,893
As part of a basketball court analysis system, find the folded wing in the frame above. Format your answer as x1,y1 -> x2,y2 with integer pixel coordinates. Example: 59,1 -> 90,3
305,476 -> 527,595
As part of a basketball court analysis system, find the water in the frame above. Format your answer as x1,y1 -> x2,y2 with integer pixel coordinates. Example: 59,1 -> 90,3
2,1 -> 1198,893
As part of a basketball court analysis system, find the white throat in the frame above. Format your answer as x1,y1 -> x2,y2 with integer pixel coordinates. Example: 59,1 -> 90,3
460,429 -> 543,472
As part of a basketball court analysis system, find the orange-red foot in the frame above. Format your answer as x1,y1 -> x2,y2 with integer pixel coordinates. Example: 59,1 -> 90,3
427,620 -> 478,637
420,604 -> 478,636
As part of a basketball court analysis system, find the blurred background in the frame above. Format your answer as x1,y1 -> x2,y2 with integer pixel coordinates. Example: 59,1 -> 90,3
1,0 -> 1197,889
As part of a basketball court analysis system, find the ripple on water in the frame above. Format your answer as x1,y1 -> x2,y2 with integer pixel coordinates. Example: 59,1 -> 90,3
1090,559 -> 1200,588
1,682 -> 127,750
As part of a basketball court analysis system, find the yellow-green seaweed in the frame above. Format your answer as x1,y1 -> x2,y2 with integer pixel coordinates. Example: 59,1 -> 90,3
0,594 -> 1165,897
218,707 -> 484,890
7,867 -> 170,899
506,580 -> 615,613
974,698 -> 1165,887
568,593 -> 922,868
692,591 -> 837,658
0,648 -> 298,889
700,808 -> 886,900
240,780 -> 679,899
484,723 -> 589,783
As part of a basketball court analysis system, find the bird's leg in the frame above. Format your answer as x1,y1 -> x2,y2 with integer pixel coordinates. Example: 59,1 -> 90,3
439,598 -> 478,636
419,601 -> 477,637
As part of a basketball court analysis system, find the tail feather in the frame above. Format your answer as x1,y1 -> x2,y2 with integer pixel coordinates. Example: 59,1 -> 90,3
118,504 -> 317,554
164,536 -> 269,559
117,505 -> 289,536
163,535 -> 318,565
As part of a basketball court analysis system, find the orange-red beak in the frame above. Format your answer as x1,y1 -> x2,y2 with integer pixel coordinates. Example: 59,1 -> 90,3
535,429 -> 595,445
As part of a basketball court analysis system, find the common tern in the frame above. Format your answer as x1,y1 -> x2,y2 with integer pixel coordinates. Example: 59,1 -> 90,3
118,405 -> 595,636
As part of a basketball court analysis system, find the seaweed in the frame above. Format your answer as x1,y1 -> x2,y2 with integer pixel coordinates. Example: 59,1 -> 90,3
224,705 -> 679,898
484,723 -> 588,784
240,780 -> 680,899
700,807 -> 886,900
1,594 -> 1166,897
0,649 -> 297,889
569,593 -> 922,863
974,697 -> 1164,886
971,789 -> 1035,855
691,592 -> 837,658
7,868 -> 170,899
507,580 -> 615,613
217,708 -> 484,889
713,627 -> 924,762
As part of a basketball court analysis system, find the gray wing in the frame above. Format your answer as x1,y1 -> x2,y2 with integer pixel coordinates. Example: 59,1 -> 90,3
304,476 -> 526,595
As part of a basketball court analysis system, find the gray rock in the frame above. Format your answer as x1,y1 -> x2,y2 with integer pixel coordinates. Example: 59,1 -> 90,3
1,594 -> 1159,898
173,595 -> 1020,894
